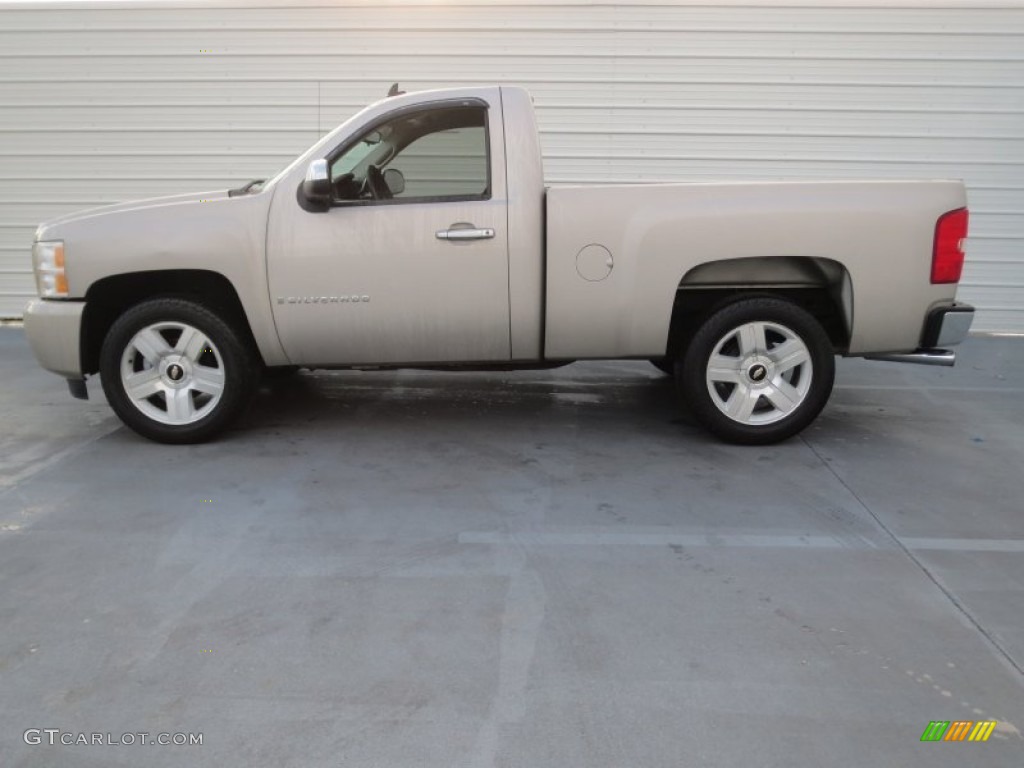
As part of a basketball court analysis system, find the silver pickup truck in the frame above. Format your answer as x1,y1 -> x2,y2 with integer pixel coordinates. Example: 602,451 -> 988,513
24,85 -> 973,445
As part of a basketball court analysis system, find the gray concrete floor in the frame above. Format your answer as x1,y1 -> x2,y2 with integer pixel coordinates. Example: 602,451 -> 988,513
1,327 -> 1022,767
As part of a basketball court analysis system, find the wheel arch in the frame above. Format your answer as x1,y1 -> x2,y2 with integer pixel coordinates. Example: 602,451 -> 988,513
81,269 -> 263,375
664,256 -> 853,360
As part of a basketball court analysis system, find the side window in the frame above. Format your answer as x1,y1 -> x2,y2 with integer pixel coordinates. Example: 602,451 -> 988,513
329,105 -> 489,204
395,116 -> 488,199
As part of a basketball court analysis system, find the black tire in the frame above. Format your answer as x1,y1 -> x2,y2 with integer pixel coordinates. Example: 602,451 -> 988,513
99,298 -> 259,444
677,297 -> 834,445
649,358 -> 675,376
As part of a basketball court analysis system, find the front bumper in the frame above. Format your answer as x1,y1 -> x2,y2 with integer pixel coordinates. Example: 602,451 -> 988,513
23,298 -> 85,378
865,303 -> 974,367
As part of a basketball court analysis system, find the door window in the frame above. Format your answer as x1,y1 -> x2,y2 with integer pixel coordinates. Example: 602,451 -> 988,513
329,105 -> 489,204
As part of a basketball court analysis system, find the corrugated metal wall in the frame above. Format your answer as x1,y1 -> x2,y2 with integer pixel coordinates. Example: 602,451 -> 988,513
1,0 -> 1022,331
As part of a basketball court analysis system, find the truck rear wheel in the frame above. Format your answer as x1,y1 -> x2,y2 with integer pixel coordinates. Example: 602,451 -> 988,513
677,297 -> 834,444
99,298 -> 258,444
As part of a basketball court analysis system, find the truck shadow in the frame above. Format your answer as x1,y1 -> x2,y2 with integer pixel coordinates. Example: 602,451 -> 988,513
237,363 -> 694,438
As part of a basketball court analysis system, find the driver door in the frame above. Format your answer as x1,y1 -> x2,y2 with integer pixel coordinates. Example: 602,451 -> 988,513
266,93 -> 511,366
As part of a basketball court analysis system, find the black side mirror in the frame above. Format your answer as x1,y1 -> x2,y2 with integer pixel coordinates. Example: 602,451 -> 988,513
383,168 -> 405,196
300,159 -> 332,208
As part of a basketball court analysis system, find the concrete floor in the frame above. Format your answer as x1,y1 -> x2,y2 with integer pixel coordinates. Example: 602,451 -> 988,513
1,327 -> 1022,767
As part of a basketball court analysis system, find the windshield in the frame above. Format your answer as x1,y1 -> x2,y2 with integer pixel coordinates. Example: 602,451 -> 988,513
235,153 -> 308,195
332,131 -> 384,177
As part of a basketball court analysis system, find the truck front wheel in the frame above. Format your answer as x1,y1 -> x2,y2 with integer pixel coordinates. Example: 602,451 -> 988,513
99,298 -> 258,444
677,297 -> 834,445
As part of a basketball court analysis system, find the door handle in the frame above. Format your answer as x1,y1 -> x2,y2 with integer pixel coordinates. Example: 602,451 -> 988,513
435,226 -> 495,241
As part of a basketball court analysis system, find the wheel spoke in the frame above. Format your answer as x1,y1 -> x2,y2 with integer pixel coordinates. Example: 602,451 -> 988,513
754,322 -> 769,354
191,366 -> 225,397
724,383 -> 757,422
176,326 -> 208,362
164,387 -> 194,422
770,340 -> 810,374
132,328 -> 171,364
124,368 -> 163,400
765,379 -> 802,414
707,354 -> 743,384
737,325 -> 756,356
737,322 -> 767,356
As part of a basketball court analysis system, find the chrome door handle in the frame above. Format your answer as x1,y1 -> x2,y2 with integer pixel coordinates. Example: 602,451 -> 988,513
436,227 -> 495,241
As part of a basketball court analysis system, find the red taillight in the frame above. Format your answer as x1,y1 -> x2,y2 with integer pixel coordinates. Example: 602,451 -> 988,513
931,207 -> 968,284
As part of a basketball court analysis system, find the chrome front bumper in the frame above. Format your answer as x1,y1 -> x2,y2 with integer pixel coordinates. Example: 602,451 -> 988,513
864,303 -> 974,368
23,298 -> 85,378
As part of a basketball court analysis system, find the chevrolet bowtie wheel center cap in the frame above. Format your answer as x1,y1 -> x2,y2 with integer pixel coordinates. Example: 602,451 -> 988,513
748,363 -> 768,382
167,364 -> 184,382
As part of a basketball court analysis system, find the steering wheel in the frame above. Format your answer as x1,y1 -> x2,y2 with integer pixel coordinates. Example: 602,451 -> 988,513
332,171 -> 360,200
364,164 -> 392,200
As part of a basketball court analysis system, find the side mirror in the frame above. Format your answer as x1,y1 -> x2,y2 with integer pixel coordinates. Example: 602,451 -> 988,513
301,159 -> 332,206
383,168 -> 405,196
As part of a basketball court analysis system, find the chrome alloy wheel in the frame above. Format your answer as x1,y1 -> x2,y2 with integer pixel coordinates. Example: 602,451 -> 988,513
705,320 -> 813,426
119,321 -> 226,425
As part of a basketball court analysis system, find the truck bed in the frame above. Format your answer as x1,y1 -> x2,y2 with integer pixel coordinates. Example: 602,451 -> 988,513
543,180 -> 966,359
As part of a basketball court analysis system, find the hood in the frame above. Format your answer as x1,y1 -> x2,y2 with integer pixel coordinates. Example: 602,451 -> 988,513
34,188 -> 236,240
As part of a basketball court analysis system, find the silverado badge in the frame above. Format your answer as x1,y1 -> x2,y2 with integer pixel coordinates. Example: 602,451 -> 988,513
277,295 -> 370,304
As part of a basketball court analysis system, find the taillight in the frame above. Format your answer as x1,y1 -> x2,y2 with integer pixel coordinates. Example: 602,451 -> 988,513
931,207 -> 968,284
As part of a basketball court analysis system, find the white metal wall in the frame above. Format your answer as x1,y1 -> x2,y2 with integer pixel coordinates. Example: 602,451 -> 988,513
1,0 -> 1022,331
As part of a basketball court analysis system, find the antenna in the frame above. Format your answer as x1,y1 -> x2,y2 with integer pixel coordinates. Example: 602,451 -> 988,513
387,83 -> 405,97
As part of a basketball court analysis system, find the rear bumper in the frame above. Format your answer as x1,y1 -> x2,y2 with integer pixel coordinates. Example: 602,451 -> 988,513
23,298 -> 85,378
864,303 -> 974,368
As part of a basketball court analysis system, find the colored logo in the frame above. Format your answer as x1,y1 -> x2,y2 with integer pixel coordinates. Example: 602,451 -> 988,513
921,720 -> 997,742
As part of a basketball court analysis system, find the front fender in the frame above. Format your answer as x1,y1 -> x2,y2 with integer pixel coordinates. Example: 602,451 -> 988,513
38,191 -> 288,366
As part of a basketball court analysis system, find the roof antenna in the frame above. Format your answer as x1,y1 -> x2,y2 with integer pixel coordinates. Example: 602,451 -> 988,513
387,83 -> 405,97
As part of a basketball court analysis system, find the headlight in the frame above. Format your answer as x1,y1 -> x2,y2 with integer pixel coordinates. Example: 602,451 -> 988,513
32,240 -> 67,298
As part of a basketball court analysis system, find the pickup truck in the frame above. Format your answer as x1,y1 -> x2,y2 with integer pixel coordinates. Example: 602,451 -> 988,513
24,85 -> 974,445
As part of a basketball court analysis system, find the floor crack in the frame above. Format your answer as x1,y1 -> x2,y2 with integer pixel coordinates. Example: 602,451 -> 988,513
800,434 -> 1024,685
